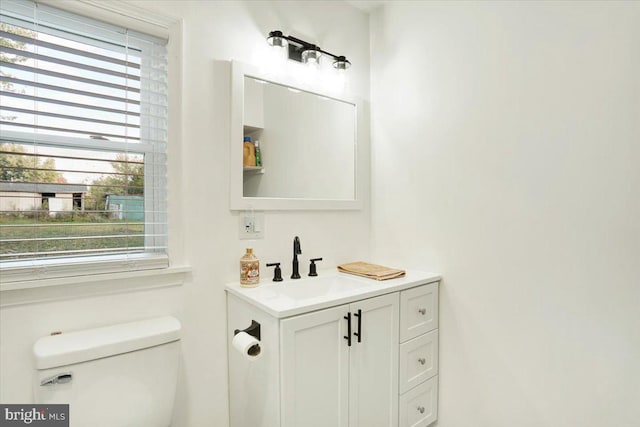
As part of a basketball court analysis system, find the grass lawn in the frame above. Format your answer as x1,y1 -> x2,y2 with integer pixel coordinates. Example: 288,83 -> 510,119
0,217 -> 144,259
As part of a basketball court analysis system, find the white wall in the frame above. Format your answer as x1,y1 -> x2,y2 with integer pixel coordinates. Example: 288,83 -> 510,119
0,2 -> 370,427
370,1 -> 640,426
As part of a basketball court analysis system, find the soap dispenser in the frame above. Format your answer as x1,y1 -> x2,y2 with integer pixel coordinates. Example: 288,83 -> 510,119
240,248 -> 260,287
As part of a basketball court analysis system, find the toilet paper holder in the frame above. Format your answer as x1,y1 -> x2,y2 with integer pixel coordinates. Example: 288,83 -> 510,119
234,320 -> 261,341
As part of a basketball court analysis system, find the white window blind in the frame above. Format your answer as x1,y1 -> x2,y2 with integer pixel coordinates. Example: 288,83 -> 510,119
0,0 -> 168,277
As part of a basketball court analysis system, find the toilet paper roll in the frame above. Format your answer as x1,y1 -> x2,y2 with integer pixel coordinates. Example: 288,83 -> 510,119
232,331 -> 262,361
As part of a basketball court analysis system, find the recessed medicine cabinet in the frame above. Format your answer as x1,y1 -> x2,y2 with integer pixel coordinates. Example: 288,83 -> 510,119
229,61 -> 363,210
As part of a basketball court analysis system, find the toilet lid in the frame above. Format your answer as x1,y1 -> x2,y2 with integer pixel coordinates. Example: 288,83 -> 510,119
33,316 -> 181,369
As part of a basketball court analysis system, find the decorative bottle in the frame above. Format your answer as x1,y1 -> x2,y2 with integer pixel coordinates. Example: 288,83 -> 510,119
240,248 -> 260,287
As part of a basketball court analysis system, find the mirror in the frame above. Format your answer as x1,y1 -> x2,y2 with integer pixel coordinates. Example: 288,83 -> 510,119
230,62 -> 361,210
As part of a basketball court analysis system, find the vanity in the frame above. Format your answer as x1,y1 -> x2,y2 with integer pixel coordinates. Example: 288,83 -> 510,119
226,61 -> 435,426
226,270 -> 440,427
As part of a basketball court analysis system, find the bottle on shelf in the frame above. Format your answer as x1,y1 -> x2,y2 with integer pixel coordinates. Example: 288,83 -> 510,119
243,136 -> 255,167
254,140 -> 262,167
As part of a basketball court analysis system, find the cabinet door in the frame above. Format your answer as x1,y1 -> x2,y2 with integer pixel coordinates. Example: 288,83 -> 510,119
349,293 -> 399,427
281,304 -> 350,427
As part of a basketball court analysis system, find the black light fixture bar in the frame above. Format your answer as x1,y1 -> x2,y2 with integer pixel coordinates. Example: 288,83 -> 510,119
267,30 -> 351,69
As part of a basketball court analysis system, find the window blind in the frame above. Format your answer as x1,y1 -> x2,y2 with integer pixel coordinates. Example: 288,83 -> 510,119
0,0 -> 168,269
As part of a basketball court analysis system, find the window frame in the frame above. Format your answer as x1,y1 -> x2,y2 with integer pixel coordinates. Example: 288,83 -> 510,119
0,0 -> 185,290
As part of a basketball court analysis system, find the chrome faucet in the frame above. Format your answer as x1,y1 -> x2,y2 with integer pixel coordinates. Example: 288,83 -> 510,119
291,236 -> 302,279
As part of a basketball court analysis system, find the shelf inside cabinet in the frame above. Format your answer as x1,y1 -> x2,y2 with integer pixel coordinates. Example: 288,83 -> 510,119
243,166 -> 265,174
244,124 -> 263,134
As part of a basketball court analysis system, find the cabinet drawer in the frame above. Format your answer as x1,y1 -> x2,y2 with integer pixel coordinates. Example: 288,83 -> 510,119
398,376 -> 438,427
400,283 -> 439,342
398,330 -> 438,394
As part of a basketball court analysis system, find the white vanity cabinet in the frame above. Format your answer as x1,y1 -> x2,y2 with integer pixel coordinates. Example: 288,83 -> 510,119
281,293 -> 399,427
226,271 -> 440,427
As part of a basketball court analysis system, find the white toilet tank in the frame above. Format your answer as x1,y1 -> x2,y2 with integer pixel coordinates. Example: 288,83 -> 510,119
33,316 -> 181,427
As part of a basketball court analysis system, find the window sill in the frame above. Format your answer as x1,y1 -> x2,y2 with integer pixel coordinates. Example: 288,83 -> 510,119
0,265 -> 191,307
1,253 -> 172,283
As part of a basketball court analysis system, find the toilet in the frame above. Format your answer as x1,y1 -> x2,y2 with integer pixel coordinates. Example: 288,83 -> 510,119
33,316 -> 181,427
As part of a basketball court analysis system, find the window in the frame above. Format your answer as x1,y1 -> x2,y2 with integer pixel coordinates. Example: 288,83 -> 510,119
0,0 -> 168,281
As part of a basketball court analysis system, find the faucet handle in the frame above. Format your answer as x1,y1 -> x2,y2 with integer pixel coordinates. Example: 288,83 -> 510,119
266,262 -> 283,282
308,258 -> 323,277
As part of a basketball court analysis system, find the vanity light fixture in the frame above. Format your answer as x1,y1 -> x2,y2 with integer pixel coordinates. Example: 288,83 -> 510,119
301,45 -> 322,65
266,30 -> 351,70
333,55 -> 351,70
266,30 -> 288,48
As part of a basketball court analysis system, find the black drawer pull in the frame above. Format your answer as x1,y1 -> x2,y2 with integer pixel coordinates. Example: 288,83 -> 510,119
353,309 -> 362,343
344,312 -> 352,346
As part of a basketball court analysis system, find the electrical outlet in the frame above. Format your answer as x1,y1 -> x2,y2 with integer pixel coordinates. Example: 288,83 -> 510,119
239,211 -> 264,239
244,216 -> 254,233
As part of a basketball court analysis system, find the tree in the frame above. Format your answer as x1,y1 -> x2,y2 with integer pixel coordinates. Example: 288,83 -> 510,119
0,143 -> 62,183
1,23 -> 34,120
0,25 -> 60,182
86,154 -> 144,212
110,154 -> 144,196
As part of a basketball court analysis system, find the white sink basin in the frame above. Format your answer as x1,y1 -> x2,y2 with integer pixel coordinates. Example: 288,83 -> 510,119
265,275 -> 371,301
